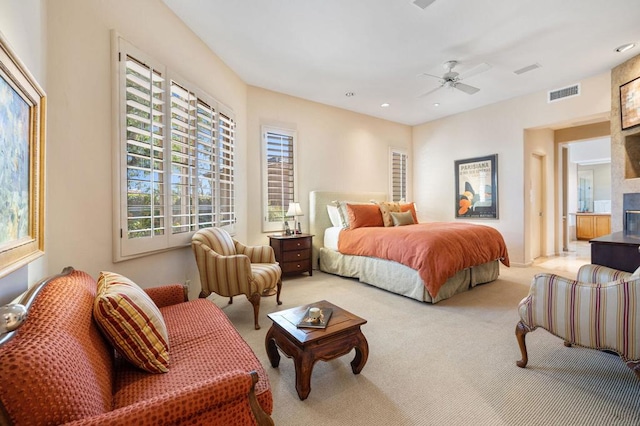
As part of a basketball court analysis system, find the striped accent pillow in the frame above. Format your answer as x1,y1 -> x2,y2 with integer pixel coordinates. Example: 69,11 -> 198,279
93,271 -> 170,373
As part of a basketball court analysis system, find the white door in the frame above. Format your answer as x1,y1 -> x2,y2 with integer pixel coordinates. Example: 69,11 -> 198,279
530,154 -> 543,259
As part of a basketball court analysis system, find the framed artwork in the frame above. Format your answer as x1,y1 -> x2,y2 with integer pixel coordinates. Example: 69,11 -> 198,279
0,33 -> 46,279
621,76 -> 640,130
455,154 -> 498,219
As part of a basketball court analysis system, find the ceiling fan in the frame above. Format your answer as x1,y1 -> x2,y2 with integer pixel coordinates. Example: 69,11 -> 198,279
418,60 -> 491,98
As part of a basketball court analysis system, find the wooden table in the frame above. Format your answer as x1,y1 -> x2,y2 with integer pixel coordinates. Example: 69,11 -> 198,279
265,300 -> 368,400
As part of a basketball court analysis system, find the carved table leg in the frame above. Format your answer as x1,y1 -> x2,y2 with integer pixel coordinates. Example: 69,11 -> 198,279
294,351 -> 315,400
515,321 -> 529,368
350,331 -> 369,374
265,326 -> 281,368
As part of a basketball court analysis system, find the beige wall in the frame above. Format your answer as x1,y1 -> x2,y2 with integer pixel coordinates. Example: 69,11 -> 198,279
611,53 -> 640,231
0,0 -> 248,302
413,72 -> 611,266
245,86 -> 412,245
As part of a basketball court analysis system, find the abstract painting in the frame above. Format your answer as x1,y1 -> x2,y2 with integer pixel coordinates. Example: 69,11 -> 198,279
0,33 -> 46,279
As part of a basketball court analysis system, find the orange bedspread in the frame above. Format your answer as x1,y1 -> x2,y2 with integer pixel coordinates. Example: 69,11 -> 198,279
338,222 -> 510,298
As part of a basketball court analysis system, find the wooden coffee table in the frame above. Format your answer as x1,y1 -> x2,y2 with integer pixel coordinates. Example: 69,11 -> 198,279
265,300 -> 369,400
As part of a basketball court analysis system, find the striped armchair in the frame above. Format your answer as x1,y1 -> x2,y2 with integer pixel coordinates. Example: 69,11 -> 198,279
516,264 -> 640,378
192,228 -> 282,329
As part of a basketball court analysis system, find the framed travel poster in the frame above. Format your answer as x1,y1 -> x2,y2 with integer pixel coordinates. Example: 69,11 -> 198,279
455,154 -> 498,219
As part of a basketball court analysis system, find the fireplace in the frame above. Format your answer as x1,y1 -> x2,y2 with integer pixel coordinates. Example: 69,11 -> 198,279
623,193 -> 640,236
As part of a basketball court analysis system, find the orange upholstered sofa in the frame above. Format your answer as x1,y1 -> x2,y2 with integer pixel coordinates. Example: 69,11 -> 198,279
0,267 -> 273,425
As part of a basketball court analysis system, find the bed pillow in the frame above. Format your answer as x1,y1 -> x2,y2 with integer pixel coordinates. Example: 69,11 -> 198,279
391,210 -> 415,226
377,202 -> 401,227
377,201 -> 418,226
400,203 -> 419,224
93,271 -> 170,373
327,204 -> 343,227
347,203 -> 384,229
332,200 -> 371,229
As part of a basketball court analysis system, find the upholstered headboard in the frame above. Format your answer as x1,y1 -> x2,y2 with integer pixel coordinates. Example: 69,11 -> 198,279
309,190 -> 387,268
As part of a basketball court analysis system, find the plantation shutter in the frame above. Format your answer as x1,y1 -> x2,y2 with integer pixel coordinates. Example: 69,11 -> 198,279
218,111 -> 235,227
122,54 -> 166,255
195,99 -> 217,229
264,130 -> 295,230
169,81 -> 197,234
116,37 -> 236,260
391,150 -> 408,202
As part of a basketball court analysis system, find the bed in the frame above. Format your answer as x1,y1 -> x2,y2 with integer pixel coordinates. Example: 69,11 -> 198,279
309,190 -> 510,303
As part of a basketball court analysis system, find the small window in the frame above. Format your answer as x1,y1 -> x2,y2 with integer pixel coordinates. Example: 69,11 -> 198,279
262,127 -> 297,232
390,148 -> 408,202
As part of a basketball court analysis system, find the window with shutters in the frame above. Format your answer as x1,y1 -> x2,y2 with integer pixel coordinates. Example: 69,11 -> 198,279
390,149 -> 408,202
114,36 -> 235,260
262,127 -> 297,232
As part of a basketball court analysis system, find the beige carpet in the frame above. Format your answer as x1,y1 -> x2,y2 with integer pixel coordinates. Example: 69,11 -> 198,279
210,265 -> 640,425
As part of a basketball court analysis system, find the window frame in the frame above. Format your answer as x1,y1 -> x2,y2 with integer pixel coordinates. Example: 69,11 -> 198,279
390,148 -> 409,202
113,35 -> 235,261
261,126 -> 298,233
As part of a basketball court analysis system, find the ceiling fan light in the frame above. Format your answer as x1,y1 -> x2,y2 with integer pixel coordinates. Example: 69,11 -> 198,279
615,43 -> 635,53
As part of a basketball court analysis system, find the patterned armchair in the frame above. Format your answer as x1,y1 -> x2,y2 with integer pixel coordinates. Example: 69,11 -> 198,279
192,227 -> 282,329
516,264 -> 640,378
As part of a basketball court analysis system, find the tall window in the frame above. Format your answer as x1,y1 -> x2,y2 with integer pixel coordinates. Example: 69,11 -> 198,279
115,37 -> 235,260
262,127 -> 297,232
390,148 -> 408,202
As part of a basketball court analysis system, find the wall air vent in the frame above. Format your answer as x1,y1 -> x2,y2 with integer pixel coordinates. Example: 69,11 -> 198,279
548,83 -> 580,103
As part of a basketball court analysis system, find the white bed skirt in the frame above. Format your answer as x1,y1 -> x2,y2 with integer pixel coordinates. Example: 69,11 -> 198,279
319,247 -> 500,303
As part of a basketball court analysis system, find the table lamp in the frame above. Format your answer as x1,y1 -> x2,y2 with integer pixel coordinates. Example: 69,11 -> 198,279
286,202 -> 304,234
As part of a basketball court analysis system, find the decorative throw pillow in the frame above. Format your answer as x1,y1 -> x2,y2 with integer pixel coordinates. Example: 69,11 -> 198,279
391,210 -> 415,226
400,203 -> 419,224
346,203 -> 384,229
93,271 -> 170,373
326,204 -> 343,227
377,201 -> 402,227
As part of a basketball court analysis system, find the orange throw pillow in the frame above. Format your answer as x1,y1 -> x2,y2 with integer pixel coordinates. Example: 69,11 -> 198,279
400,203 -> 418,224
347,203 -> 384,229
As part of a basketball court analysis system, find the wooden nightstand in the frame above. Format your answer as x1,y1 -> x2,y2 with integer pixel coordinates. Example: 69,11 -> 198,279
269,234 -> 314,277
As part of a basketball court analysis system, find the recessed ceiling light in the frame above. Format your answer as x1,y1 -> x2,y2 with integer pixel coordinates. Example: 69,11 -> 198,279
345,92 -> 355,97
433,103 -> 440,107
615,43 -> 636,53
381,103 -> 390,108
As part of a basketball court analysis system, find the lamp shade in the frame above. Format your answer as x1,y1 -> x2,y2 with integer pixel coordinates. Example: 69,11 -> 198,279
286,202 -> 303,217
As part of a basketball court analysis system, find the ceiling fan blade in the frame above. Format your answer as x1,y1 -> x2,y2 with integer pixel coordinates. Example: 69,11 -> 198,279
419,72 -> 443,80
459,62 -> 491,80
454,82 -> 480,95
417,84 -> 445,98
413,0 -> 436,9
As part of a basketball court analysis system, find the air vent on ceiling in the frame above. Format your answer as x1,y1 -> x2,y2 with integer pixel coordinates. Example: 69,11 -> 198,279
548,83 -> 580,103
413,0 -> 436,9
513,63 -> 541,75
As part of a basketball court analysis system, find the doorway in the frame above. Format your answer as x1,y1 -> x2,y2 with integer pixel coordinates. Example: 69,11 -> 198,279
530,154 -> 544,259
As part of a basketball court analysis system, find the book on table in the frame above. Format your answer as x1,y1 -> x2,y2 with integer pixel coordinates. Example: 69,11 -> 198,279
296,307 -> 333,329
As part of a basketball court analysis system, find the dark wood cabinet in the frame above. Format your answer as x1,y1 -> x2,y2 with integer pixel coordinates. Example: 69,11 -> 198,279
269,234 -> 313,277
590,232 -> 640,273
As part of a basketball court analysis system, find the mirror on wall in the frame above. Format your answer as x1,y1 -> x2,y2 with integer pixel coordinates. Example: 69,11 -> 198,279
578,169 -> 593,212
